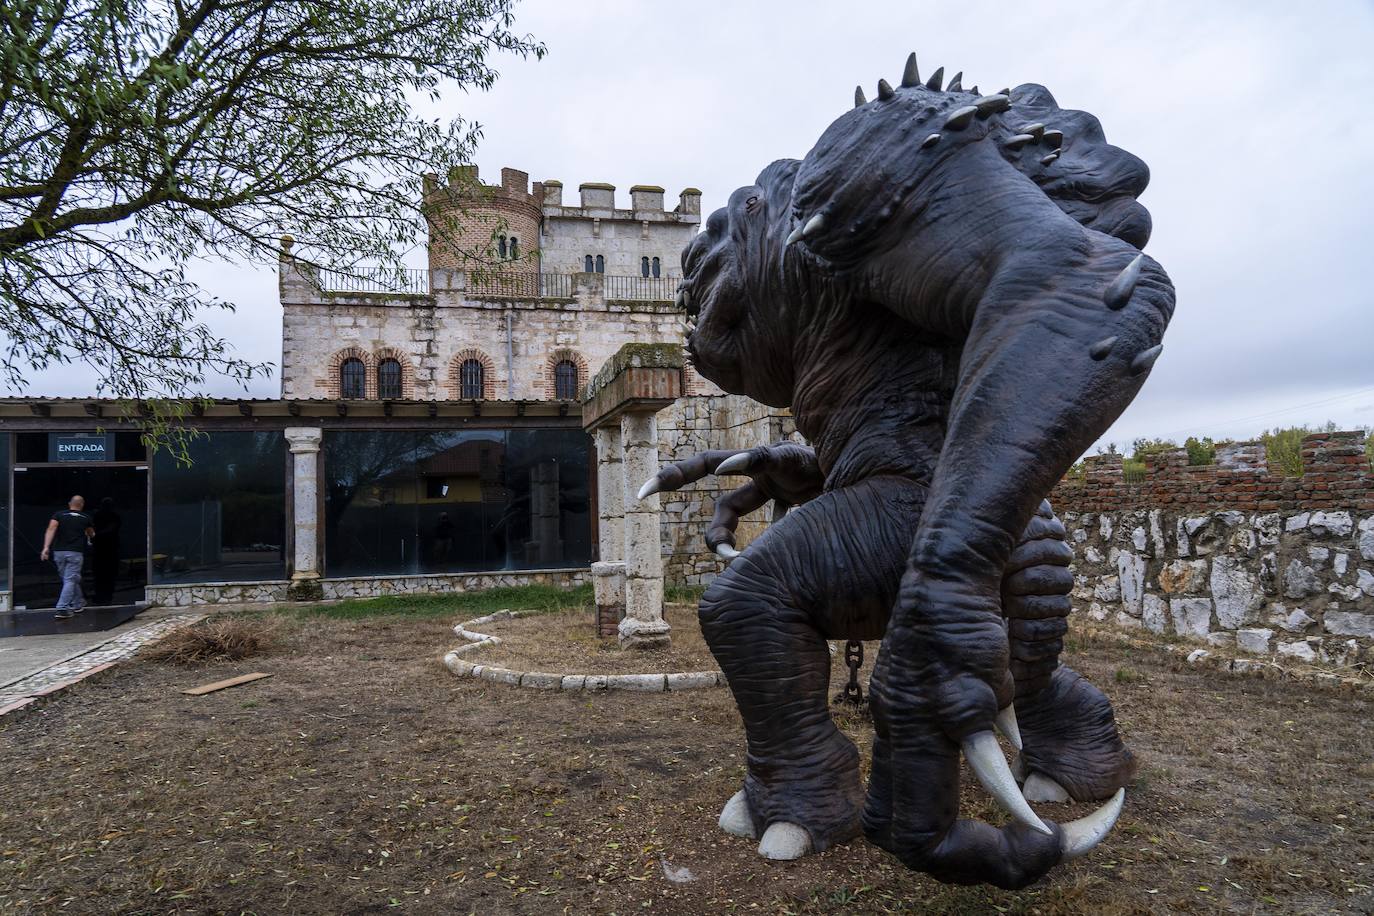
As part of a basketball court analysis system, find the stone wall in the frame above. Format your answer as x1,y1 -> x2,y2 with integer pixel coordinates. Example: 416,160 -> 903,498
1060,506 -> 1373,666
656,395 -> 798,585
146,569 -> 588,606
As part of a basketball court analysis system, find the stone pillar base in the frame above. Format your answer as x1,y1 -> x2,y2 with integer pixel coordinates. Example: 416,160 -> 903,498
591,561 -> 626,638
618,615 -> 672,650
287,578 -> 324,602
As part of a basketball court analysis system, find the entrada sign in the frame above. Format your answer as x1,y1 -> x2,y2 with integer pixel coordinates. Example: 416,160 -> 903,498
49,434 -> 113,462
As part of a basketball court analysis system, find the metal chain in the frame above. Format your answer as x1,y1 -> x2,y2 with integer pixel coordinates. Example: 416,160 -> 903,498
836,639 -> 865,706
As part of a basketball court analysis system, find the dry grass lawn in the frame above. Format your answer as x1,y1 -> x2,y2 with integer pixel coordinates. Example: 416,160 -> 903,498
0,596 -> 1369,915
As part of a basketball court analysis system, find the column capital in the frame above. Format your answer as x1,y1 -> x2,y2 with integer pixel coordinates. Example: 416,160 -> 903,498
284,426 -> 323,453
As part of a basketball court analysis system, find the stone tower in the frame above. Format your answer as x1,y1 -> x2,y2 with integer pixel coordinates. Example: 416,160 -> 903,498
423,165 -> 543,276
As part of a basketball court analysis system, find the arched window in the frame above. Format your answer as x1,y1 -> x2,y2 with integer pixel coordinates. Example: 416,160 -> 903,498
554,360 -> 579,400
651,256 -> 661,278
497,235 -> 507,259
460,358 -> 485,399
640,256 -> 650,277
339,357 -> 366,399
584,255 -> 594,272
377,358 -> 402,399
509,236 -> 518,259
594,255 -> 604,273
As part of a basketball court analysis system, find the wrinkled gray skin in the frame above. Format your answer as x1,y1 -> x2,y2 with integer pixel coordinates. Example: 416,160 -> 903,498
644,61 -> 1174,889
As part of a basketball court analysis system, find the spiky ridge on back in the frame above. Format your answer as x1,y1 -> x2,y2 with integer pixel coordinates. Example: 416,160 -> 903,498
848,53 -> 1154,249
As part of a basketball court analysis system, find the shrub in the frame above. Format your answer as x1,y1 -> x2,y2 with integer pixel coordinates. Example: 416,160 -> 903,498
145,616 -> 279,664
1184,436 -> 1217,466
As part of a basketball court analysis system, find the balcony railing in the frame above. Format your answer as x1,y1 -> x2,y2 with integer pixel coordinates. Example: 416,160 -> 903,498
316,266 -> 430,294
315,267 -> 678,301
603,275 -> 679,301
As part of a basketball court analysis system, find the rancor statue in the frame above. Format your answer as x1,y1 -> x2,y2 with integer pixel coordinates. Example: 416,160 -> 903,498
639,54 -> 1176,888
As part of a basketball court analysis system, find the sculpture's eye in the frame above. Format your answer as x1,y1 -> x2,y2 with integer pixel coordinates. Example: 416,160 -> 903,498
745,195 -> 760,212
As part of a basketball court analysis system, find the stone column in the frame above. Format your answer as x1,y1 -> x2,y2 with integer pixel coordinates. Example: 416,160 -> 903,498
619,410 -> 670,648
285,427 -> 324,601
592,425 -> 627,637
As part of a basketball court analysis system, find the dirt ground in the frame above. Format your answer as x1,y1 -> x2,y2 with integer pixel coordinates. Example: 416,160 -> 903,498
473,605 -> 718,674
0,604 -> 1370,915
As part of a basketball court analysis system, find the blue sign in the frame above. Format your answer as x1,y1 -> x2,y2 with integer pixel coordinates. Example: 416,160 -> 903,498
49,434 -> 113,462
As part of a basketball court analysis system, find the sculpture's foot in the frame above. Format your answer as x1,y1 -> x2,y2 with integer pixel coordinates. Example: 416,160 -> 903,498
1021,772 -> 1071,803
1015,666 -> 1137,802
718,790 -> 756,838
759,822 -> 812,860
717,789 -> 823,860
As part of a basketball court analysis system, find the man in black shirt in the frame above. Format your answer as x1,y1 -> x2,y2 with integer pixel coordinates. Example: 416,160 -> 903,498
41,495 -> 95,619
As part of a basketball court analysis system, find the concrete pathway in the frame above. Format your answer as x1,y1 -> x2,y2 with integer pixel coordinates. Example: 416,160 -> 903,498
0,608 -> 207,716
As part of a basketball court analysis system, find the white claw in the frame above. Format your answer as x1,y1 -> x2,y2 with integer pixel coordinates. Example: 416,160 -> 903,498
1059,789 -> 1125,860
962,730 -> 1052,836
715,544 -> 741,560
637,477 -> 661,500
1022,772 -> 1071,803
994,705 -> 1022,751
758,822 -> 811,860
714,452 -> 752,476
719,790 -> 756,838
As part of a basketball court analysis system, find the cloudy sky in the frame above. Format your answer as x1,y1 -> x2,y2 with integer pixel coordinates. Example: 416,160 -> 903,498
14,0 -> 1374,453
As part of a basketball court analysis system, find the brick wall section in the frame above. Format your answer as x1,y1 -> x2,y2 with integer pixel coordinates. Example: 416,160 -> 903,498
447,348 -> 498,400
543,348 -> 589,400
1051,432 -> 1374,514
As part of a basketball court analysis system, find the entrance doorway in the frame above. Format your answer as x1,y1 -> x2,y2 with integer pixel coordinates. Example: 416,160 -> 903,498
12,466 -> 148,610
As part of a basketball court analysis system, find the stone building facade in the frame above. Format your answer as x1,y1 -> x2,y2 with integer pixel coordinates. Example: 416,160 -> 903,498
279,165 -> 706,404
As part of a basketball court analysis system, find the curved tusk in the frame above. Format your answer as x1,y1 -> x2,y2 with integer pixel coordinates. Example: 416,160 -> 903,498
637,477 -> 661,500
1060,788 -> 1125,860
994,705 -> 1022,752
784,223 -> 805,246
714,452 -> 752,476
801,213 -> 825,238
715,544 -> 741,560
962,731 -> 1052,836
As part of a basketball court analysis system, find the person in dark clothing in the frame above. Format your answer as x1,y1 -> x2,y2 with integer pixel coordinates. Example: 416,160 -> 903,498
92,496 -> 122,605
41,495 -> 94,619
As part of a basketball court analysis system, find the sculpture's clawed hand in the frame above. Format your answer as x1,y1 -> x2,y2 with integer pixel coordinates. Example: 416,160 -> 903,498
863,590 -> 1124,889
637,442 -> 823,559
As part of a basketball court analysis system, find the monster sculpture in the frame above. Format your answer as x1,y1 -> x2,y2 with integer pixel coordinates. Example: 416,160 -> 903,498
638,55 -> 1175,889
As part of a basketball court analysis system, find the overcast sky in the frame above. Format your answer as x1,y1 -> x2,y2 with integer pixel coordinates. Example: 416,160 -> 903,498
13,0 -> 1374,452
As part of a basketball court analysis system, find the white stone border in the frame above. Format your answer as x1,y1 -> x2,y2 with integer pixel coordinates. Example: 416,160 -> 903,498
442,609 -> 722,692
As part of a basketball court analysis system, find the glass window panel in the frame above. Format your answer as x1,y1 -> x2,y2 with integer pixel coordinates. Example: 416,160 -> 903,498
595,255 -> 604,273
584,255 -> 594,272
0,435 -> 8,591
460,359 -> 484,399
504,429 -> 592,570
324,430 -> 419,576
323,428 -> 592,576
377,359 -> 402,399
151,431 -> 287,583
15,432 -> 45,464
340,358 -> 366,398
554,361 -> 579,400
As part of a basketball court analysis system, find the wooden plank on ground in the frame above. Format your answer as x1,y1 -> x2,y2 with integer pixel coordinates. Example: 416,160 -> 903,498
182,672 -> 272,696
